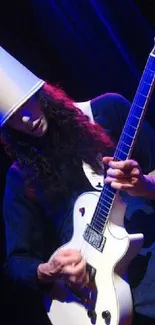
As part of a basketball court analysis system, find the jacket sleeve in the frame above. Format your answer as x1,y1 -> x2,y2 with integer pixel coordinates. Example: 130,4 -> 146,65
91,92 -> 155,174
3,166 -> 44,291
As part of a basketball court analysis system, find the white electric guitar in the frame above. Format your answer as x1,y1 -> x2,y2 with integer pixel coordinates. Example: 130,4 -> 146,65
48,44 -> 155,325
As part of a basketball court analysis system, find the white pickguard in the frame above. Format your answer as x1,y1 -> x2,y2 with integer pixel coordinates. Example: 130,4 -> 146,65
83,162 -> 104,190
48,191 -> 143,325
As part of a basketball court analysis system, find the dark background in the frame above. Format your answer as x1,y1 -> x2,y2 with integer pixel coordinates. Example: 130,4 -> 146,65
0,0 -> 155,320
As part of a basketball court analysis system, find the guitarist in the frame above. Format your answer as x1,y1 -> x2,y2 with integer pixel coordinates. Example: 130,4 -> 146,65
1,47 -> 155,325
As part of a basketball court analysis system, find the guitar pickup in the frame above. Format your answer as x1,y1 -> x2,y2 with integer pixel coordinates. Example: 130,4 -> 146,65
83,224 -> 106,252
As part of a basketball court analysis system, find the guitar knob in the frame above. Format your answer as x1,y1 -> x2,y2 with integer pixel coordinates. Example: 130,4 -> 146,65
87,310 -> 96,319
102,310 -> 111,320
97,182 -> 102,188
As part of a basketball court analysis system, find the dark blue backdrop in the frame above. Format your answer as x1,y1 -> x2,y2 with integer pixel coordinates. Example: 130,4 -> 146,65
0,0 -> 155,321
1,0 -> 154,101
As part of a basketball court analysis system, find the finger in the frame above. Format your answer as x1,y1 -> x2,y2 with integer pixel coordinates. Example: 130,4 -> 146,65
69,270 -> 89,287
62,258 -> 87,277
52,251 -> 82,270
107,180 -> 135,191
106,167 -> 140,179
130,167 -> 141,177
106,168 -> 130,178
105,176 -> 132,184
77,270 -> 89,287
103,156 -> 113,165
58,249 -> 81,257
108,159 -> 139,170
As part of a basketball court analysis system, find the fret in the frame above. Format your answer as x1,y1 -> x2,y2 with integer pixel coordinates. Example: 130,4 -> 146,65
90,222 -> 104,233
125,123 -> 136,130
118,140 -> 131,148
126,116 -> 140,128
103,185 -> 116,196
133,93 -> 147,107
93,218 -> 107,228
98,195 -> 113,206
90,224 -> 102,233
138,81 -> 152,96
116,139 -> 134,158
96,209 -> 112,225
136,92 -> 147,98
131,114 -> 140,120
97,211 -> 109,221
95,209 -> 108,219
94,212 -> 109,225
130,118 -> 140,128
116,129 -> 135,157
114,149 -> 128,161
102,192 -> 114,200
116,144 -> 131,155
98,197 -> 113,209
141,70 -> 155,85
141,80 -> 152,86
123,125 -> 137,137
130,105 -> 144,118
147,68 -> 155,74
102,189 -> 114,198
102,197 -> 114,205
119,134 -> 133,147
145,57 -> 155,71
89,45 -> 155,234
98,210 -> 111,220
97,204 -> 110,213
123,132 -> 133,139
92,220 -> 105,229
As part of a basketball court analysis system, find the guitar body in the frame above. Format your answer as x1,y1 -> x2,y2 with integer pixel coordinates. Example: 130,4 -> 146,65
48,191 -> 143,325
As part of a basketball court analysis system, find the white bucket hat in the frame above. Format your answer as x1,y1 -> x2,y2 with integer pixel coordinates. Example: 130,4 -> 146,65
0,47 -> 45,127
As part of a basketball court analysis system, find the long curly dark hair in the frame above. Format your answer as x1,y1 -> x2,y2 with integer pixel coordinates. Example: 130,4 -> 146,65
0,83 -> 113,198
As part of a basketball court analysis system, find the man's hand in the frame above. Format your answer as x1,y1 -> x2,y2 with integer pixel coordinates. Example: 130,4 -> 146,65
37,249 -> 89,288
103,156 -> 150,197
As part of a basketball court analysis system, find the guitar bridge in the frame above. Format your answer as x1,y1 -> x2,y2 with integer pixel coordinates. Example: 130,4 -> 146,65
83,224 -> 106,252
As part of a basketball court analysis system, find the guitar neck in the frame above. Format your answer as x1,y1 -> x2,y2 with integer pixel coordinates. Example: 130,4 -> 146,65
90,46 -> 155,234
114,53 -> 155,161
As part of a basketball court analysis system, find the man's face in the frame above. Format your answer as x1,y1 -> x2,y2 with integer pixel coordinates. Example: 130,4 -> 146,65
7,96 -> 48,137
